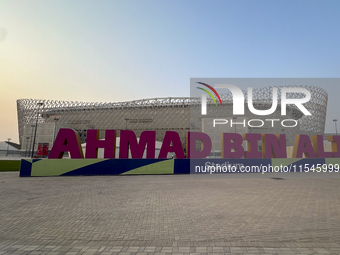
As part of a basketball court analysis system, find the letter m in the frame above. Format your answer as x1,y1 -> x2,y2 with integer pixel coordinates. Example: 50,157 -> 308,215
119,130 -> 156,159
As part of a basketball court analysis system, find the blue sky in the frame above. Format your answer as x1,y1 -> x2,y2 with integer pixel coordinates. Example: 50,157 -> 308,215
0,0 -> 340,142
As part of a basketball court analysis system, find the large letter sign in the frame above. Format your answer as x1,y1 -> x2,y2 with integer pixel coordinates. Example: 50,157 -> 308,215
49,129 -> 84,159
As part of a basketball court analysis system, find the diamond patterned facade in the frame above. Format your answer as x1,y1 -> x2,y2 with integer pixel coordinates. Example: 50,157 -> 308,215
17,85 -> 327,154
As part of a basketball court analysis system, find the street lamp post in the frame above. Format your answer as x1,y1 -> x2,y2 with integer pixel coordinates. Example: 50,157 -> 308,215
25,137 -> 30,157
5,138 -> 11,156
53,117 -> 59,143
125,118 -> 129,130
334,119 -> 338,135
28,125 -> 35,157
31,102 -> 44,158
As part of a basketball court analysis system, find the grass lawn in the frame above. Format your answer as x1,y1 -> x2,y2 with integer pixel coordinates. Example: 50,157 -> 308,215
0,160 -> 21,171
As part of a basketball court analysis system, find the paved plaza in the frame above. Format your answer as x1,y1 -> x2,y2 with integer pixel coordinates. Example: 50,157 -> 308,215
1,172 -> 340,254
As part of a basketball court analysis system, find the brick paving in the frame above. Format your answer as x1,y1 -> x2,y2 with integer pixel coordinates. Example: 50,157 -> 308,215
1,172 -> 340,254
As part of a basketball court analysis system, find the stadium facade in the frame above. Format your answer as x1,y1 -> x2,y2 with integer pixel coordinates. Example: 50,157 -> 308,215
17,86 -> 328,156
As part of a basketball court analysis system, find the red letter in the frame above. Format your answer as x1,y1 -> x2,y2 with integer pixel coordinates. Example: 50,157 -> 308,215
292,135 -> 316,158
186,132 -> 212,158
85,130 -> 116,159
48,128 -> 84,159
243,133 -> 262,158
221,133 -> 244,159
261,134 -> 287,158
119,130 -> 156,159
158,131 -> 185,159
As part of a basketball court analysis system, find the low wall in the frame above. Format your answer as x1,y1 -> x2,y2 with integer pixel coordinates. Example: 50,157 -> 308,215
19,158 -> 340,177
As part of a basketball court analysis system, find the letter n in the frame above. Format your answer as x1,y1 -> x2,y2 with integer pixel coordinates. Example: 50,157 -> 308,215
261,134 -> 287,158
119,130 -> 156,159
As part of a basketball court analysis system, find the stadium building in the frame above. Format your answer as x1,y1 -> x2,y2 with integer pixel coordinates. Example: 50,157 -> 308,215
17,86 -> 328,157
